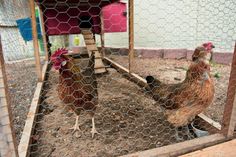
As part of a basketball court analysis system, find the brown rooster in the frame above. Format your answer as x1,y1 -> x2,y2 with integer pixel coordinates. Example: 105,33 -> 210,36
50,48 -> 99,138
146,47 -> 215,127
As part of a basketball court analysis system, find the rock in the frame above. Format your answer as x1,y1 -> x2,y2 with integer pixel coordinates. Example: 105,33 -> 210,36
119,121 -> 127,128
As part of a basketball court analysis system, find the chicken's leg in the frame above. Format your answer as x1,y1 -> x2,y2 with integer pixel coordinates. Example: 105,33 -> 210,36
175,127 -> 183,142
174,126 -> 193,142
69,115 -> 81,137
91,116 -> 100,138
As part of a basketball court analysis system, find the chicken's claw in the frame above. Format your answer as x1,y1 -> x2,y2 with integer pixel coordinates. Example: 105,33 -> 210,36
91,116 -> 100,138
69,116 -> 81,137
91,127 -> 100,138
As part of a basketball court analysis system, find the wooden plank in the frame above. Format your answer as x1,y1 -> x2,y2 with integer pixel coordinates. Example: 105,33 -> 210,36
39,8 -> 49,61
198,113 -> 221,132
18,62 -> 48,157
100,14 -> 105,56
128,0 -> 134,72
103,57 -> 223,132
0,35 -> 18,157
86,45 -> 98,51
81,29 -> 92,35
180,139 -> 236,157
83,34 -> 94,39
221,42 -> 236,137
104,57 -> 153,88
29,0 -> 42,81
120,134 -> 226,157
84,39 -> 95,45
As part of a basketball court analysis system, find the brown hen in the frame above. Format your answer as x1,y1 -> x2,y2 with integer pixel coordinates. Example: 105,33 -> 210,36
146,49 -> 215,127
50,48 -> 99,138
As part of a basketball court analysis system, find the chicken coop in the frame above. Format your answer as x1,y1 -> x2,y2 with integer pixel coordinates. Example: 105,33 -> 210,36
1,0 -> 236,157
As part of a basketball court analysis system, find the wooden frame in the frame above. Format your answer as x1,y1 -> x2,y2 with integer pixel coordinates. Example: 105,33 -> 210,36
38,7 -> 49,61
16,57 -> 227,157
121,134 -> 226,157
0,35 -> 18,157
18,1 -> 235,157
221,42 -> 236,137
100,13 -> 105,57
128,0 -> 134,72
29,0 -> 42,81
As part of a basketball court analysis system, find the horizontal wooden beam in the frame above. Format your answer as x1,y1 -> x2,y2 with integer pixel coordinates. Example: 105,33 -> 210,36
180,139 -> 236,157
198,113 -> 221,134
103,57 -> 147,88
18,62 -> 48,157
120,134 -> 226,157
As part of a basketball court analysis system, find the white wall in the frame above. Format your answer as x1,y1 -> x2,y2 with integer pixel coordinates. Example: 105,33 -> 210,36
0,0 -> 34,61
97,0 -> 236,52
0,28 -> 34,61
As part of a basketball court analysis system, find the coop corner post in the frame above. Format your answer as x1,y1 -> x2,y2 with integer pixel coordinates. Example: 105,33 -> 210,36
100,13 -> 105,57
29,0 -> 43,82
221,42 -> 236,137
0,35 -> 19,157
39,7 -> 49,61
128,0 -> 134,73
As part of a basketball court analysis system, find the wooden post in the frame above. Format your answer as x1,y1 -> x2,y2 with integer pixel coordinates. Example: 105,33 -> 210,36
221,42 -> 236,137
0,36 -> 18,157
128,0 -> 134,72
100,14 -> 105,57
29,0 -> 42,81
39,8 -> 49,61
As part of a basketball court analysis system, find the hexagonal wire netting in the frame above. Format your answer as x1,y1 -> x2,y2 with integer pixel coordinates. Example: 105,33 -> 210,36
0,0 -> 39,156
1,0 -> 236,156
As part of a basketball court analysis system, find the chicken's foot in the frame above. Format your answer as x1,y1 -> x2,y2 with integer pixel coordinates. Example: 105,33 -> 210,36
69,116 -> 81,137
91,116 -> 100,138
175,126 -> 193,142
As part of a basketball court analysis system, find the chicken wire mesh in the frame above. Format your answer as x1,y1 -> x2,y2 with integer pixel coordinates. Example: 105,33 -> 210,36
0,0 -> 43,156
0,0 -> 236,157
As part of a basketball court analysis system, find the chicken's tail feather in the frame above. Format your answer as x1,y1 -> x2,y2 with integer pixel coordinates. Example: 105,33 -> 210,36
146,75 -> 161,90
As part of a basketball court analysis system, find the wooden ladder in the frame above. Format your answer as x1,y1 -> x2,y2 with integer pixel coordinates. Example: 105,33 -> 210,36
81,29 -> 107,74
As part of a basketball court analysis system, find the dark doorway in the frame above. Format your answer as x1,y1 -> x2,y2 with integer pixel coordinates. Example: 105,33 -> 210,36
79,16 -> 93,29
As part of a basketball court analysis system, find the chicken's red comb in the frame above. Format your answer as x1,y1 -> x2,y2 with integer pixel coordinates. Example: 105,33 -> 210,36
51,48 -> 68,59
202,42 -> 213,47
202,42 -> 215,51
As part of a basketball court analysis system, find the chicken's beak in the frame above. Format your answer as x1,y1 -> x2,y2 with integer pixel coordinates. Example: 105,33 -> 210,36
211,45 -> 215,48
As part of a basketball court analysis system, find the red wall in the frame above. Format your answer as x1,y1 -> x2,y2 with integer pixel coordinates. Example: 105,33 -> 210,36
41,2 -> 127,35
102,2 -> 127,33
43,6 -> 101,35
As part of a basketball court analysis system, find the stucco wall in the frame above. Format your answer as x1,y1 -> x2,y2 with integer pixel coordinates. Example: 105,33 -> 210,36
97,0 -> 236,53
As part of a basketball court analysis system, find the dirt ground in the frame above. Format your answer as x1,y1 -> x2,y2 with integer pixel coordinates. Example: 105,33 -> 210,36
6,55 -> 231,156
30,65 -> 196,157
29,55 -> 231,157
5,61 -> 38,145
